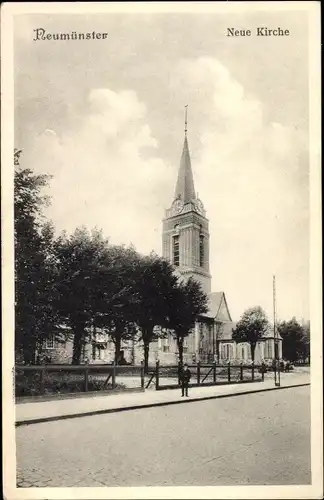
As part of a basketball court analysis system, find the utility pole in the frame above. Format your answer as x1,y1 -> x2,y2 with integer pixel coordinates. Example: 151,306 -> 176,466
273,275 -> 280,386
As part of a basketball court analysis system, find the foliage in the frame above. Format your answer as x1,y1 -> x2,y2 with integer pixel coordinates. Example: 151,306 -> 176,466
232,306 -> 269,362
15,370 -> 127,397
277,318 -> 310,363
54,228 -> 149,365
132,253 -> 179,373
14,150 -> 58,364
93,245 -> 141,364
54,227 -> 111,364
168,277 -> 209,365
301,320 -> 310,362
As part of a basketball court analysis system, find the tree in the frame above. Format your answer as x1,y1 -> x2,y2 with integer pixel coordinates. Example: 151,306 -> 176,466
54,227 -> 111,364
232,306 -> 269,362
132,253 -> 178,373
168,277 -> 209,366
14,150 -> 58,364
277,317 -> 309,363
93,245 -> 141,364
301,320 -> 310,363
54,229 -> 142,364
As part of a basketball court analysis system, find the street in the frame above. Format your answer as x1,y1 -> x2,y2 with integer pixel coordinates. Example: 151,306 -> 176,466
16,385 -> 310,487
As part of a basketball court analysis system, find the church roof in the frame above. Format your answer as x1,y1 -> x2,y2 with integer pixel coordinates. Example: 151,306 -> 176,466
174,136 -> 196,203
208,292 -> 223,317
205,291 -> 233,322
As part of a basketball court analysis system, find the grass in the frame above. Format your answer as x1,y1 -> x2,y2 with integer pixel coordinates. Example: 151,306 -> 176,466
15,371 -> 130,397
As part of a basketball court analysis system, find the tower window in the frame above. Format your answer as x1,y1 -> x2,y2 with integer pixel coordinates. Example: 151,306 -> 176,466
173,235 -> 180,266
199,234 -> 204,267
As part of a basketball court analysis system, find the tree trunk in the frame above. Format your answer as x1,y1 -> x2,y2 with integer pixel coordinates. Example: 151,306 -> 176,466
251,342 -> 256,362
143,341 -> 150,374
72,325 -> 85,365
22,334 -> 37,365
131,336 -> 135,365
177,336 -> 184,367
114,336 -> 121,364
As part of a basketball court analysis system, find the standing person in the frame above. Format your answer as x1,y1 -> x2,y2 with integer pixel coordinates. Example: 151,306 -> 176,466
180,363 -> 191,397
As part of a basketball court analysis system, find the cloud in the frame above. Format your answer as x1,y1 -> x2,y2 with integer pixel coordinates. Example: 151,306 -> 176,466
174,57 -> 309,320
24,88 -> 174,254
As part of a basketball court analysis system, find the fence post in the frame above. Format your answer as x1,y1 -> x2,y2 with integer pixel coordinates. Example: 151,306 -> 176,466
155,360 -> 160,390
84,364 -> 89,392
213,361 -> 216,384
112,363 -> 116,389
227,361 -> 231,383
240,362 -> 243,381
140,360 -> 145,389
197,361 -> 201,386
40,365 -> 45,395
251,361 -> 255,381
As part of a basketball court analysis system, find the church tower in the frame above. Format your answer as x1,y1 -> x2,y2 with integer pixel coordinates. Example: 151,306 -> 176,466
162,108 -> 212,294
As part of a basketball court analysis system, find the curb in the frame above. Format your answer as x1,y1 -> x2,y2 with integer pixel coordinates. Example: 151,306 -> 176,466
15,382 -> 310,427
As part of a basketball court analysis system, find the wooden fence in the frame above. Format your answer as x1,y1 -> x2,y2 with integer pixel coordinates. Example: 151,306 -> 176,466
15,363 -> 145,397
15,360 -> 266,397
146,361 -> 265,390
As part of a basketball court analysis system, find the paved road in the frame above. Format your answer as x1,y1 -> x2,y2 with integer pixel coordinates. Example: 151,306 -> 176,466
16,385 -> 310,487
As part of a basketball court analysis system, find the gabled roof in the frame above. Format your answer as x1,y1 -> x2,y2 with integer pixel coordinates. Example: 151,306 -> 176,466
207,292 -> 222,317
174,136 -> 196,203
206,291 -> 232,322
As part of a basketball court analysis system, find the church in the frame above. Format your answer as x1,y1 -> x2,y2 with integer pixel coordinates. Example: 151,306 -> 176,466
42,117 -> 282,365
158,118 -> 281,365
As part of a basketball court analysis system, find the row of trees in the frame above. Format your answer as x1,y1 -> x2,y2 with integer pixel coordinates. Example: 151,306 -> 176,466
232,306 -> 310,363
14,149 -> 310,369
14,150 -> 208,371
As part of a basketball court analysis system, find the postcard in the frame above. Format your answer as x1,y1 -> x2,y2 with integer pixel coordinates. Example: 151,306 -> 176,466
1,2 -> 322,499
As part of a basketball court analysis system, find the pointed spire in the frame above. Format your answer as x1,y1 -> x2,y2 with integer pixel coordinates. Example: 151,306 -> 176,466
174,106 -> 196,203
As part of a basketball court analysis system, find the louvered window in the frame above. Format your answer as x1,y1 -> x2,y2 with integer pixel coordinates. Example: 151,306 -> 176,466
199,235 -> 204,267
173,235 -> 180,266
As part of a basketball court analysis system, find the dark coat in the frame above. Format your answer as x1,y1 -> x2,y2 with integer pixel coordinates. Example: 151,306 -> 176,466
181,368 -> 191,384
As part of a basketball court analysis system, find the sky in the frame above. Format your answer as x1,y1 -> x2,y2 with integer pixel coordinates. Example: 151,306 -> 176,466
14,9 -> 310,322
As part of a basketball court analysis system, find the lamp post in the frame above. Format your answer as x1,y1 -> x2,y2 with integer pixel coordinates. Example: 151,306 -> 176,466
273,275 -> 280,386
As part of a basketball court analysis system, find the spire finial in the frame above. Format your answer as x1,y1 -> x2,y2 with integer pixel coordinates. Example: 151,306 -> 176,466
184,104 -> 188,136
174,106 -> 196,203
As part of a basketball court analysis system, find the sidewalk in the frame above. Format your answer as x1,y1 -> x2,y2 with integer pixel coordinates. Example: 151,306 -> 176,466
15,372 -> 310,426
